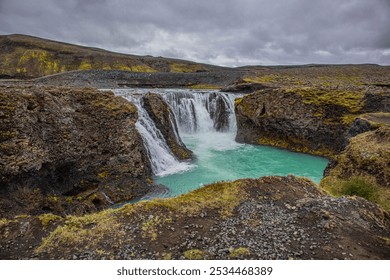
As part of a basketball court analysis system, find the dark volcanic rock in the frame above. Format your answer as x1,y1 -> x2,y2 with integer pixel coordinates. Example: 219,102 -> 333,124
0,85 -> 152,218
221,81 -> 271,93
235,87 -> 390,157
34,70 -> 244,89
2,176 -> 389,260
235,88 -> 347,157
142,93 -> 192,160
207,92 -> 232,132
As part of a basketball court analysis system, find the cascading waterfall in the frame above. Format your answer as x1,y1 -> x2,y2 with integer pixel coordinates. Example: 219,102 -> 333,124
114,88 -> 328,199
115,90 -> 193,176
160,91 -> 237,134
115,88 -> 239,176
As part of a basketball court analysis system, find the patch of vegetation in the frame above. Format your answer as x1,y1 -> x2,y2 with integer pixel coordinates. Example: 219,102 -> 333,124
229,247 -> 250,259
0,218 -> 10,227
141,215 -> 167,241
257,134 -> 335,158
184,249 -> 204,260
35,209 -> 121,254
92,96 -> 137,115
243,75 -> 279,84
38,213 -> 63,228
137,180 -> 247,217
170,63 -> 204,73
292,87 -> 365,116
340,177 -> 379,201
189,84 -> 221,89
321,176 -> 390,210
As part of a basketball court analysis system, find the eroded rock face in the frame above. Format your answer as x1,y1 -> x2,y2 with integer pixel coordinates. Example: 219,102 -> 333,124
0,86 -> 152,218
322,126 -> 390,192
235,87 -> 389,157
1,176 -> 389,260
235,89 -> 347,157
141,93 -> 193,160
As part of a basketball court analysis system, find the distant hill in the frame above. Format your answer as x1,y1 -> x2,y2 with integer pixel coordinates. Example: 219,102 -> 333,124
0,34 -> 228,78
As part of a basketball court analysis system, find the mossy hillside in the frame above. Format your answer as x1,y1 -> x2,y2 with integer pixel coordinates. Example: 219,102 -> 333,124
1,34 -> 223,78
170,63 -> 205,73
34,179 -> 248,256
290,87 -> 365,124
241,65 -> 390,90
321,127 -> 390,210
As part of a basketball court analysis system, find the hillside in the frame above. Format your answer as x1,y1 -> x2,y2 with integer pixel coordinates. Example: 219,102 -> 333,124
0,34 -> 228,78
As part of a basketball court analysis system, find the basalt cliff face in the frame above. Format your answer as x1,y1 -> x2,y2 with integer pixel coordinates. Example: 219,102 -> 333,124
1,176 -> 389,260
235,87 -> 389,157
0,86 -> 153,218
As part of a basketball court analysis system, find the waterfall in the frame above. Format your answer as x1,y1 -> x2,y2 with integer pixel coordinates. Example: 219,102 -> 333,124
115,90 -> 192,177
160,91 -> 237,133
114,88 -> 239,176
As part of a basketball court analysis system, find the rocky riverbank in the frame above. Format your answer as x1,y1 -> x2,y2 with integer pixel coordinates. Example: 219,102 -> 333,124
1,176 -> 389,260
0,85 -> 156,218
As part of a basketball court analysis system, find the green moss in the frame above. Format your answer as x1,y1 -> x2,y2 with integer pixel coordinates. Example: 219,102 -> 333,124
92,97 -> 137,115
321,176 -> 390,211
257,135 -> 335,158
38,213 -> 63,228
243,75 -> 278,84
0,218 -> 10,227
189,84 -> 221,89
98,170 -> 110,179
137,180 -> 246,217
292,87 -> 365,114
129,65 -> 157,73
234,97 -> 243,106
36,209 -> 119,254
184,249 -> 204,260
170,63 -> 204,73
162,253 -> 172,260
141,216 -> 165,241
340,177 -> 378,201
79,60 -> 93,70
229,247 -> 250,259
17,49 -> 62,76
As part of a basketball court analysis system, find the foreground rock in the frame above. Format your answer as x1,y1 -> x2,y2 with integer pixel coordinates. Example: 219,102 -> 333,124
0,86 -> 152,218
142,93 -> 192,160
321,126 -> 390,210
235,87 -> 389,157
1,176 -> 389,260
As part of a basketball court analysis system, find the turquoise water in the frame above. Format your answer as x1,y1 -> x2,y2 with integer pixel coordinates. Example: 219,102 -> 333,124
155,131 -> 329,197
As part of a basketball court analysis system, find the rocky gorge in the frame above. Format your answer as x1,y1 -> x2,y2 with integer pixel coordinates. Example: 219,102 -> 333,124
1,35 -> 390,260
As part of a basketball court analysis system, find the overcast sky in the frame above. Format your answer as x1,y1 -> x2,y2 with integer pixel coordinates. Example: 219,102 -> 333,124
1,0 -> 389,66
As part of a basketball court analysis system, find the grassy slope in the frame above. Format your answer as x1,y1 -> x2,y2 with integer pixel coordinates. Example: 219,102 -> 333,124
0,34 -> 226,78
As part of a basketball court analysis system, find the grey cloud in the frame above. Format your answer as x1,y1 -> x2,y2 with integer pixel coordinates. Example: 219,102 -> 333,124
0,0 -> 389,66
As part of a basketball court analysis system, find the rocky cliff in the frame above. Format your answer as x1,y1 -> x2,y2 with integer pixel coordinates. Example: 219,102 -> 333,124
142,93 -> 193,160
0,86 -> 153,218
235,87 -> 389,157
321,125 -> 390,210
1,176 -> 389,260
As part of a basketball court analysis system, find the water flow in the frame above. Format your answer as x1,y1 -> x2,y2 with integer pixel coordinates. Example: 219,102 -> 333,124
115,89 -> 192,176
114,88 -> 328,199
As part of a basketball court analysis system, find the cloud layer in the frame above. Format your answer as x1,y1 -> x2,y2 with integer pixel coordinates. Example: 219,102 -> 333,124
1,0 -> 389,66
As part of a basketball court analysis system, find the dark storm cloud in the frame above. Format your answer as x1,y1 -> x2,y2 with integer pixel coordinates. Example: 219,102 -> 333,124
1,0 -> 389,65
